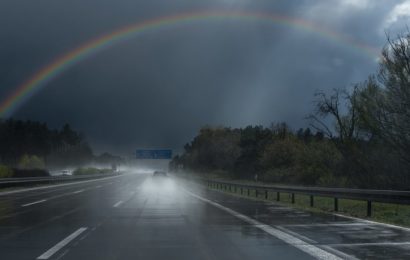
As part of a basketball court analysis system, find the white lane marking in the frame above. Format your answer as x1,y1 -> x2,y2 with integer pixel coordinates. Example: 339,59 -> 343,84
21,199 -> 47,207
37,227 -> 88,259
334,213 -> 410,232
21,188 -> 89,206
113,200 -> 124,208
95,185 -> 102,188
0,175 -> 124,196
330,241 -> 410,247
185,190 -> 343,260
280,222 -> 368,227
55,249 -> 70,260
277,226 -> 358,260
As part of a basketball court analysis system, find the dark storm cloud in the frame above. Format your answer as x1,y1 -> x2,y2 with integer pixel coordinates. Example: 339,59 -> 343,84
1,0 -> 409,155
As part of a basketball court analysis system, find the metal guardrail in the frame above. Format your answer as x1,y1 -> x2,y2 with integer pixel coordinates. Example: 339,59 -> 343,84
204,179 -> 410,217
0,173 -> 119,189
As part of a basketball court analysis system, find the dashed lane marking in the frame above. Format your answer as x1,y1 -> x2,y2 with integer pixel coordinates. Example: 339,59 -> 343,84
21,199 -> 47,207
37,227 -> 88,259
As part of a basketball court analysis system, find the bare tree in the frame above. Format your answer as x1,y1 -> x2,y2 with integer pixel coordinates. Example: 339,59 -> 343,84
307,87 -> 360,144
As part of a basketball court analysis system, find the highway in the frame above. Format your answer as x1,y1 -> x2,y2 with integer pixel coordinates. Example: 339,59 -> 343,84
1,172 -> 410,259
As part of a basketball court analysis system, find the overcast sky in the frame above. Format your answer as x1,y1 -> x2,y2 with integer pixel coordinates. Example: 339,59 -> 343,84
1,0 -> 410,155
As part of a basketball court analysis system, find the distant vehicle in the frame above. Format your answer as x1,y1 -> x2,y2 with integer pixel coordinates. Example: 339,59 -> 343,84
61,170 -> 71,176
153,171 -> 167,177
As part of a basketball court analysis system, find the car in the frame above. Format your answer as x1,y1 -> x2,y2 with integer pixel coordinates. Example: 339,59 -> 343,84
61,169 -> 72,176
153,170 -> 167,177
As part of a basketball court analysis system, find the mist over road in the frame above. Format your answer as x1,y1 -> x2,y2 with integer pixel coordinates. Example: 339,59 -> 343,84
0,171 -> 409,259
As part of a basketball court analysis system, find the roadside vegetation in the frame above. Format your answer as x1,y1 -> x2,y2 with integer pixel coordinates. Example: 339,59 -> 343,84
0,165 -> 13,178
0,155 -> 49,178
0,121 -> 123,178
171,31 -> 410,190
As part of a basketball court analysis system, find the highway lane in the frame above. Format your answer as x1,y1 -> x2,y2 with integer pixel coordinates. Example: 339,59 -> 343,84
0,172 -> 410,259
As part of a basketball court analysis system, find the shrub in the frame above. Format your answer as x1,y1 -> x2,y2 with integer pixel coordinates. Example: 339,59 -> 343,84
317,173 -> 348,187
295,141 -> 342,185
18,155 -> 45,170
0,165 -> 13,178
261,168 -> 296,183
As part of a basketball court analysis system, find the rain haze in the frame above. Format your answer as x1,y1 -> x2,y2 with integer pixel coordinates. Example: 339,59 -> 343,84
1,0 -> 410,154
2,1 -> 410,260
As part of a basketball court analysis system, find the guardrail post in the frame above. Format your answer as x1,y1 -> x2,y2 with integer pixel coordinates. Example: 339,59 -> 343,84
277,192 -> 280,201
291,193 -> 295,204
240,187 -> 243,195
265,190 -> 268,199
367,201 -> 372,217
334,198 -> 339,212
234,186 -> 237,193
310,195 -> 314,207
247,188 -> 250,196
255,189 -> 259,198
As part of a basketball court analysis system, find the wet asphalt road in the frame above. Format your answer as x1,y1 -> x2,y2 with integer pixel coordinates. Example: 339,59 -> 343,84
0,172 -> 410,259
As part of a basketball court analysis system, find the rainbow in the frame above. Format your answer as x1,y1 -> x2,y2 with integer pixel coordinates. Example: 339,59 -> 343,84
0,11 -> 380,118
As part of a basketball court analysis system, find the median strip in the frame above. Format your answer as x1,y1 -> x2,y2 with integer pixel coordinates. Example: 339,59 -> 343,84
37,227 -> 88,259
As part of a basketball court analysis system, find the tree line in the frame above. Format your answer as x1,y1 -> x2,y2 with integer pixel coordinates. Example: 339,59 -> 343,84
170,32 -> 410,189
0,119 -> 122,171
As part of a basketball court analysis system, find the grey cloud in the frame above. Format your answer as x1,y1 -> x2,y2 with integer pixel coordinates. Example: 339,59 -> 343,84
0,0 -> 408,155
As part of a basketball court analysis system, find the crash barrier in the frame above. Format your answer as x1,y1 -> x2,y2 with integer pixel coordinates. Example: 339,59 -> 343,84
204,179 -> 410,217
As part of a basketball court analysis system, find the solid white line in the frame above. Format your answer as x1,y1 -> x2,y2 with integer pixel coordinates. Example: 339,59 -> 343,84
37,227 -> 88,259
280,222 -> 368,228
330,241 -> 410,247
333,213 -> 410,232
113,200 -> 124,208
277,226 -> 358,260
21,199 -> 47,207
185,190 -> 343,260
72,189 -> 84,194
